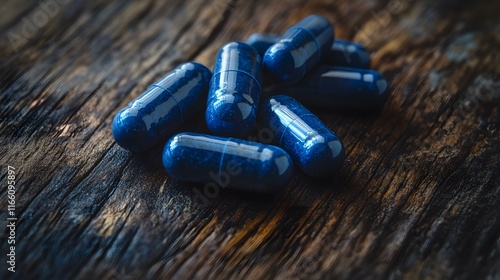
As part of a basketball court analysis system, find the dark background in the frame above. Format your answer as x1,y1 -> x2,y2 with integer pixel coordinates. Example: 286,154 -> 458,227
0,0 -> 499,279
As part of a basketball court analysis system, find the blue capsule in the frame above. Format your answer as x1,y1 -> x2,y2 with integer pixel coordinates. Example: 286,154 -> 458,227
259,95 -> 345,178
206,42 -> 262,138
326,39 -> 370,69
163,132 -> 293,193
112,62 -> 211,152
246,34 -> 281,58
263,15 -> 334,84
247,34 -> 370,68
281,66 -> 389,111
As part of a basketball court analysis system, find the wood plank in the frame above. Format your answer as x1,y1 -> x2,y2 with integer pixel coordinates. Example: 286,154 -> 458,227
0,0 -> 499,279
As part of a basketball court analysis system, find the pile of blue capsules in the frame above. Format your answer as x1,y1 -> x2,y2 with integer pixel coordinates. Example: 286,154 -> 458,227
112,15 -> 389,194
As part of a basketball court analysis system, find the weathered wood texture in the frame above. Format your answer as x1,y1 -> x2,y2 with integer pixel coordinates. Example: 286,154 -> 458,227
1,0 -> 499,279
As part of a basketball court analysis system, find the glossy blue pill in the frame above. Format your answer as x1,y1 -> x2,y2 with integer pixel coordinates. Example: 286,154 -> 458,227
163,132 -> 293,193
247,34 -> 370,68
263,15 -> 334,84
112,62 -> 212,152
280,66 -> 389,111
259,95 -> 345,178
246,33 -> 280,58
326,39 -> 370,69
206,42 -> 262,138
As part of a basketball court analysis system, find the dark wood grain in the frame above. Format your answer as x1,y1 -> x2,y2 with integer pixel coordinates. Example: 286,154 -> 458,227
1,0 -> 499,279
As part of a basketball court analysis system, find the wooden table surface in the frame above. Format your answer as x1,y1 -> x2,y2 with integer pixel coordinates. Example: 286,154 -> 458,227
1,0 -> 499,279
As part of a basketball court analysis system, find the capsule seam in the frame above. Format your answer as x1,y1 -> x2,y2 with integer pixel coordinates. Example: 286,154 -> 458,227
148,84 -> 184,122
288,26 -> 322,61
212,69 -> 262,93
279,113 -> 316,146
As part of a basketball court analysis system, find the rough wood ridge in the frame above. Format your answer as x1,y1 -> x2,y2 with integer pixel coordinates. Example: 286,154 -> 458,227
0,0 -> 499,279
